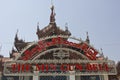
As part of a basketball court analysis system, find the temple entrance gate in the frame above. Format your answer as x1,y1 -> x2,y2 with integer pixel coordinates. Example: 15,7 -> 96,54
3,36 -> 117,80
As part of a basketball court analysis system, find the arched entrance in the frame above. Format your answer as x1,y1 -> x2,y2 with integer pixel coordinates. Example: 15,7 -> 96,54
3,36 -> 117,80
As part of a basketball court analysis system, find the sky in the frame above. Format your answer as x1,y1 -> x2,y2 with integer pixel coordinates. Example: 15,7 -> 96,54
0,0 -> 120,62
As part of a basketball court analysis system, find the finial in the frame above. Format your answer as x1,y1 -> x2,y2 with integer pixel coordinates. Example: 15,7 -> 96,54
37,22 -> 39,27
100,48 -> 104,57
86,32 -> 90,44
15,29 -> 19,41
37,22 -> 40,31
65,23 -> 68,31
86,32 -> 88,36
50,0 -> 56,23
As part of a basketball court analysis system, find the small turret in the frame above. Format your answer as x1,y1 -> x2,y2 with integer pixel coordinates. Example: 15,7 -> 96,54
85,32 -> 90,44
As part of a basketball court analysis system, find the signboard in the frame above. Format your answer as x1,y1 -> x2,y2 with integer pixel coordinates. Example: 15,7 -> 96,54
4,60 -> 117,76
18,36 -> 98,60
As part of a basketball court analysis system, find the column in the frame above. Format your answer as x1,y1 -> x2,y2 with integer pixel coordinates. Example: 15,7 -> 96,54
103,75 -> 108,80
69,71 -> 75,80
70,75 -> 75,80
99,75 -> 104,80
33,76 -> 39,80
33,71 -> 39,80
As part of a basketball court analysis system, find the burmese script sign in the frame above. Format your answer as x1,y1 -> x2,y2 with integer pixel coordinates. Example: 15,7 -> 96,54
4,60 -> 117,76
19,37 -> 98,60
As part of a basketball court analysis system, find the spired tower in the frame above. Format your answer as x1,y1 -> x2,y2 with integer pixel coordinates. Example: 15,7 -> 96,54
5,2 -> 117,80
12,3 -> 71,54
36,4 -> 71,39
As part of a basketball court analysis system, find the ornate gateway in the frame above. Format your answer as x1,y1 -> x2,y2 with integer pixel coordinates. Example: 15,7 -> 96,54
3,3 -> 117,80
4,36 -> 117,80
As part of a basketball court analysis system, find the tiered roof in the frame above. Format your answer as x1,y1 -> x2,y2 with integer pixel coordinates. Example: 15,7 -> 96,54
10,4 -> 91,60
36,5 -> 71,39
12,5 -> 71,53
